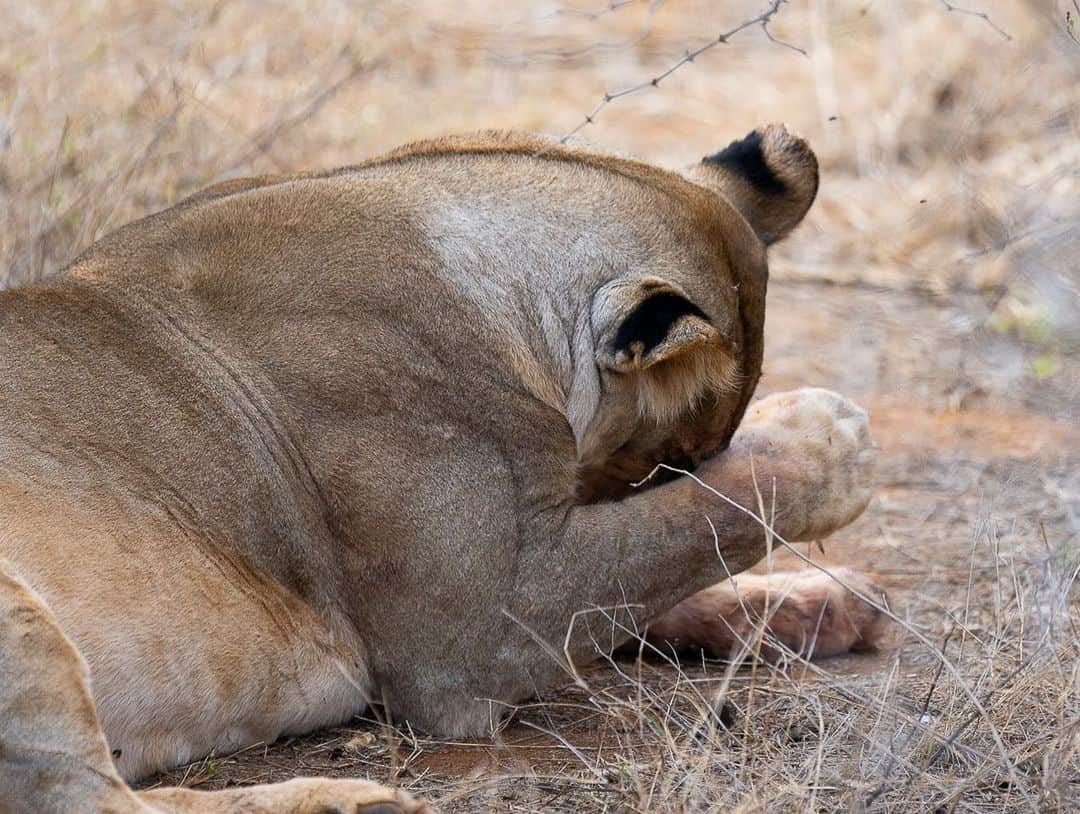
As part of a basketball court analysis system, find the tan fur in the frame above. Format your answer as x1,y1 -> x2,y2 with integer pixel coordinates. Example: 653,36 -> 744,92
0,560 -> 427,814
633,341 -> 743,424
688,125 -> 820,245
647,568 -> 891,662
0,127 -> 878,810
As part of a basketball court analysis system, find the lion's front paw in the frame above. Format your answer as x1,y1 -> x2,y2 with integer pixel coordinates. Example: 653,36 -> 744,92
729,388 -> 877,541
139,777 -> 433,814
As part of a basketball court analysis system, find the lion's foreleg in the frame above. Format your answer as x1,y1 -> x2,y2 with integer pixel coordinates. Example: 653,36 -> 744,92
529,389 -> 877,663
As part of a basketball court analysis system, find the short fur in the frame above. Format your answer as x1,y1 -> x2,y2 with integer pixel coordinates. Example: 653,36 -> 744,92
647,568 -> 891,662
0,127 -> 877,810
692,125 -> 819,245
633,338 -> 743,423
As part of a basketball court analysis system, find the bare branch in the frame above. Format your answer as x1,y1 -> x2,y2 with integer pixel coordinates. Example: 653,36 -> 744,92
1067,3 -> 1080,46
938,1 -> 1012,41
227,52 -> 377,172
526,0 -> 667,62
553,0 -> 644,22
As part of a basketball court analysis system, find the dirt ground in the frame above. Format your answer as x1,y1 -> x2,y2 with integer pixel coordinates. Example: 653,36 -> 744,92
2,0 -> 1077,811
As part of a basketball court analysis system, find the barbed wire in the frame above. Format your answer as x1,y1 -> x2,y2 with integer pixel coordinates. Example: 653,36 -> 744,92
557,0 -> 794,144
554,0 -> 1013,144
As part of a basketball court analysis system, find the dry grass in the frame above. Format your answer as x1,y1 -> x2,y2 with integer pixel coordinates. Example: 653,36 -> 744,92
471,538 -> 1078,812
152,520 -> 1078,812
2,0 -> 1077,811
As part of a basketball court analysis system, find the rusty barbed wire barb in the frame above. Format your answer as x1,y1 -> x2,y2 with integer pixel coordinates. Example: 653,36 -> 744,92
555,0 -> 794,145
938,1 -> 1012,40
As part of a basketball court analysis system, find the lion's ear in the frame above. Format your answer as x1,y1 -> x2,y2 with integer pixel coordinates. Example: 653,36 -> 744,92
690,124 -> 818,245
594,279 -> 725,372
593,278 -> 741,420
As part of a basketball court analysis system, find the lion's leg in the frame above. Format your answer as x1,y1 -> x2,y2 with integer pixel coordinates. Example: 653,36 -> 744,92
138,778 -> 429,813
0,559 -> 144,813
376,389 -> 876,737
0,559 -> 429,814
529,389 -> 878,671
644,568 -> 891,662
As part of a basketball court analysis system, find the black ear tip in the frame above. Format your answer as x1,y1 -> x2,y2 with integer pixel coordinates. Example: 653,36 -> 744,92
703,124 -> 817,198
703,129 -> 787,196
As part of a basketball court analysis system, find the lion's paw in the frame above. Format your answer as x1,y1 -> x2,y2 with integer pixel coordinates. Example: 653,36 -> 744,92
730,388 -> 876,541
139,776 -> 433,814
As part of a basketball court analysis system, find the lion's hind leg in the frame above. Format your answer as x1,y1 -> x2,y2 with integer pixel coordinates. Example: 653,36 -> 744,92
646,568 -> 891,662
0,560 -> 143,813
0,560 -> 429,814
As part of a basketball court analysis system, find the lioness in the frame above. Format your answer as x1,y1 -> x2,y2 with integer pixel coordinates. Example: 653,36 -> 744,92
0,127 -> 880,813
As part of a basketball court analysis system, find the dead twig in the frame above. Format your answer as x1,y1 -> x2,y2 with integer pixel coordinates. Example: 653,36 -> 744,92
938,1 -> 1012,41
227,53 -> 378,172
